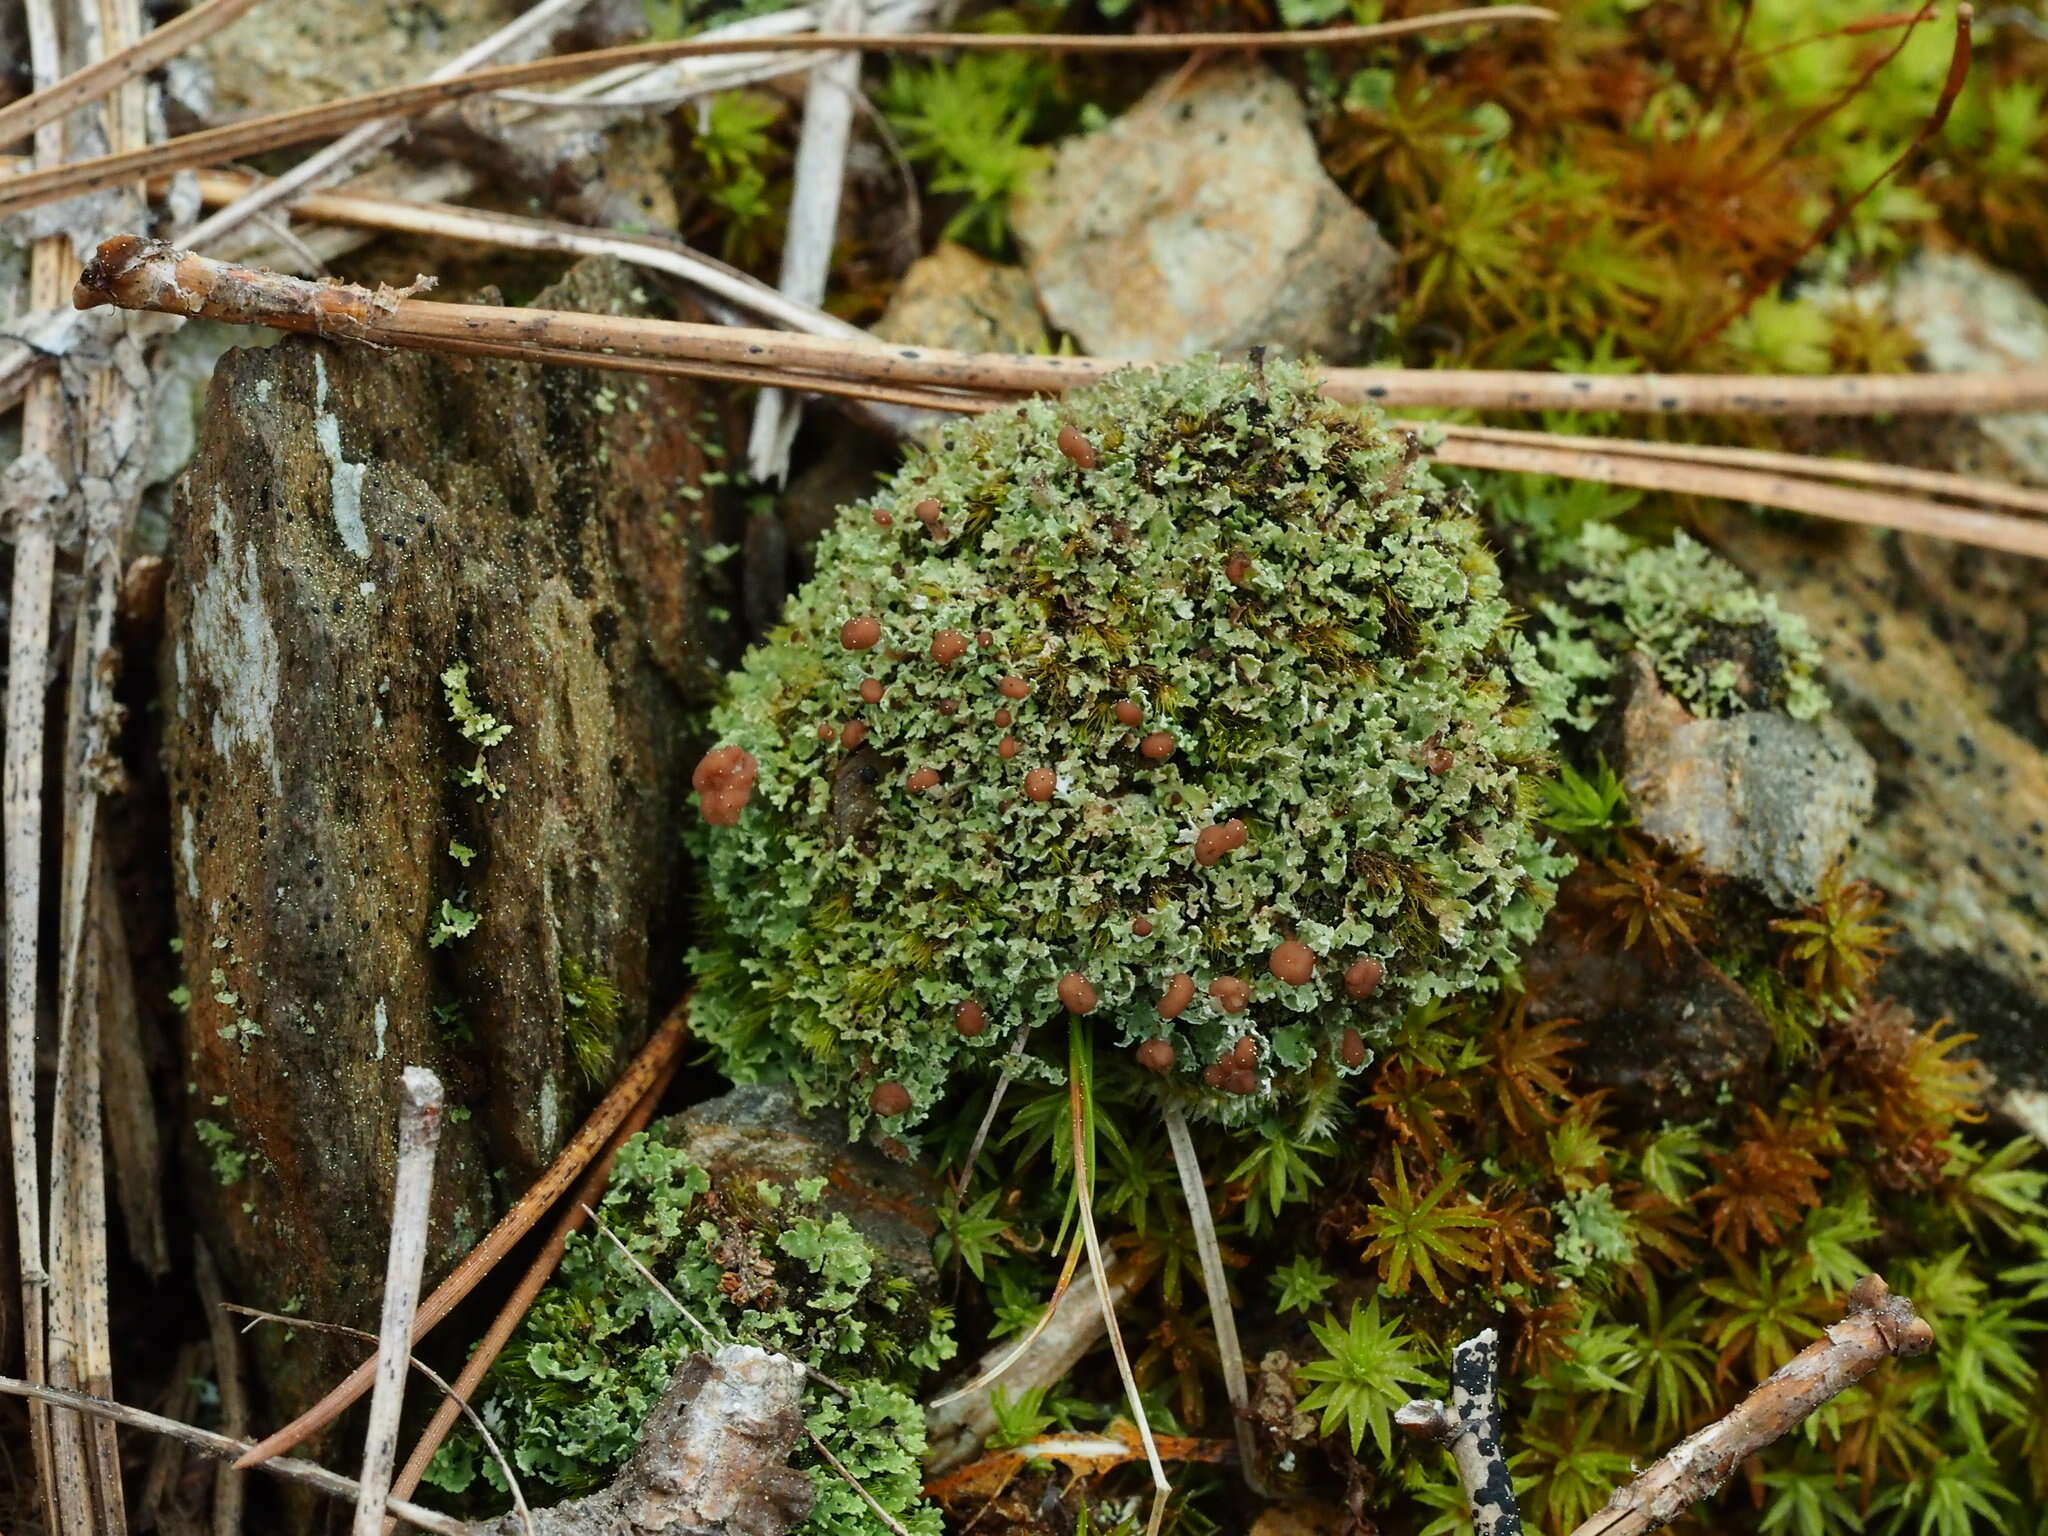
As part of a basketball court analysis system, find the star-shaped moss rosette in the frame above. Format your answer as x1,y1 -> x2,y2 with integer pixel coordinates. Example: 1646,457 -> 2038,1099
688,357 -> 1572,1130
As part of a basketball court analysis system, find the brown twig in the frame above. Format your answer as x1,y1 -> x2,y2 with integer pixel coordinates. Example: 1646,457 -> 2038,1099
73,237 -> 2048,417
355,1068 -> 446,1536
1567,1274 -> 1933,1536
0,10 -> 1558,216
0,0 -> 267,151
0,1376 -> 475,1535
193,1241 -> 245,1536
385,1064 -> 677,1516
233,1003 -> 690,1470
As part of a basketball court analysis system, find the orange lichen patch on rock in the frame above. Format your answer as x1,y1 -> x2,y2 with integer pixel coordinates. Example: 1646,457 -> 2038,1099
906,768 -> 941,792
1136,1038 -> 1176,1074
954,1000 -> 988,1037
840,720 -> 869,751
998,675 -> 1031,700
841,615 -> 882,650
1209,975 -> 1252,1013
1057,424 -> 1099,469
1132,916 -> 1154,937
1159,973 -> 1196,1019
998,736 -> 1022,760
1270,939 -> 1316,985
1344,956 -> 1385,1000
1024,768 -> 1056,801
1114,699 -> 1143,727
1140,731 -> 1177,762
859,678 -> 885,704
693,745 -> 759,826
1339,1026 -> 1369,1068
931,629 -> 970,664
869,1080 -> 912,1117
1058,972 -> 1098,1014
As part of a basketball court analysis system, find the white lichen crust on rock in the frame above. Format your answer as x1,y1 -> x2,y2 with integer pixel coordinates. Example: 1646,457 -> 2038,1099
690,357 -> 1573,1130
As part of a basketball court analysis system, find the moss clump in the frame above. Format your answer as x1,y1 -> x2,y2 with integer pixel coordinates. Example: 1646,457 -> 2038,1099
424,1123 -> 954,1534
1528,523 -> 1829,727
688,357 -> 1574,1129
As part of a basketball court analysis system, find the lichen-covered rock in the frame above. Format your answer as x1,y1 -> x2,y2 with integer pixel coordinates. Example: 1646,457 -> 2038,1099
873,242 -> 1047,355
163,258 -> 727,1418
427,1094 -> 953,1536
688,357 -> 1571,1130
1617,653 -> 1875,908
1011,62 -> 1396,363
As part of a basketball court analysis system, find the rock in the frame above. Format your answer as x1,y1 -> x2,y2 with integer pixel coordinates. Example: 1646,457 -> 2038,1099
1011,61 -> 1395,363
669,1083 -> 941,1287
1617,653 -> 1875,908
491,1346 -> 814,1536
1867,249 -> 2048,485
1697,509 -> 2048,1125
163,257 -> 730,1419
873,242 -> 1047,355
1521,905 -> 1775,1121
189,0 -> 527,120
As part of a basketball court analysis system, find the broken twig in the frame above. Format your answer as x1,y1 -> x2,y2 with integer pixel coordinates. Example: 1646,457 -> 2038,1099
355,1068 -> 446,1536
1397,1331 -> 1523,1536
1567,1274 -> 1932,1536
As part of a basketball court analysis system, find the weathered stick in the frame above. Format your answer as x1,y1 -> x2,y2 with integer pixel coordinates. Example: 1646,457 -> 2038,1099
0,1377 -> 475,1535
7,3 -> 76,1522
73,239 -> 2048,418
0,10 -> 1557,215
1567,1274 -> 1933,1536
355,1068 -> 446,1536
234,1003 -> 688,1469
0,0 -> 266,150
68,239 -> 2048,559
1398,1331 -> 1523,1536
193,1240 -> 246,1536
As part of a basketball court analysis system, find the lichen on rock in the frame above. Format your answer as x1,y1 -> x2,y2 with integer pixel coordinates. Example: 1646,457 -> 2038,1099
688,356 -> 1574,1129
426,1102 -> 954,1535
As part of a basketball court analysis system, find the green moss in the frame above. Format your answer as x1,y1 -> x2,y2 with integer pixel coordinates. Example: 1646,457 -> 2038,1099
689,357 -> 1578,1131
425,1122 -> 953,1533
559,956 -> 620,1086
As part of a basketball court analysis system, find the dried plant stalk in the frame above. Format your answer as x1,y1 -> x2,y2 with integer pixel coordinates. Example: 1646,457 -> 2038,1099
1162,1102 -> 1261,1491
235,1004 -> 689,1469
0,1376 -> 474,1536
70,239 -> 2048,558
1568,1275 -> 1933,1536
0,10 -> 1561,215
0,0 -> 264,149
355,1068 -> 447,1536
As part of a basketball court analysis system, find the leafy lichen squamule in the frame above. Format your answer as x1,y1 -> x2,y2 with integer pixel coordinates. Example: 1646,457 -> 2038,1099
687,357 -> 1574,1129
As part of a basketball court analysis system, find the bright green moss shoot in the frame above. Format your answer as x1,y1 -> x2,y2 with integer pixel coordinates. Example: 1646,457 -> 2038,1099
691,358 -> 1575,1131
